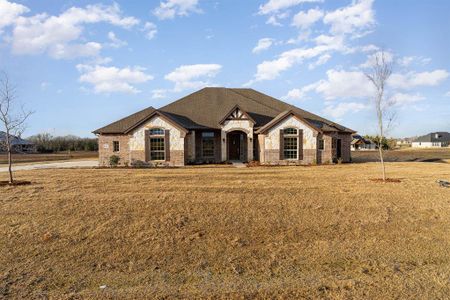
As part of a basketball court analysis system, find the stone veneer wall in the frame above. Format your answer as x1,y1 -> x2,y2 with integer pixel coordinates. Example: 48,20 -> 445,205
129,115 -> 186,166
263,115 -> 318,165
221,119 -> 254,162
98,134 -> 131,166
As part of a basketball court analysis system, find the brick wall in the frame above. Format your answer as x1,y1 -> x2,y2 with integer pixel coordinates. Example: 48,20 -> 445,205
194,130 -> 222,163
319,132 -> 352,163
98,134 -> 131,166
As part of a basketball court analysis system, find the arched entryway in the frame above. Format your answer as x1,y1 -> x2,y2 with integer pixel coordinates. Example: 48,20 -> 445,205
227,130 -> 248,161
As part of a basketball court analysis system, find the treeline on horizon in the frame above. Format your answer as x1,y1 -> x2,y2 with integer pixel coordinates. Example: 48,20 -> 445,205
28,133 -> 98,153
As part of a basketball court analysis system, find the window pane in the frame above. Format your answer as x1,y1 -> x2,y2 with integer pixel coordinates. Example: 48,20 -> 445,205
318,139 -> 324,150
113,141 -> 120,152
149,128 -> 164,135
150,137 -> 165,160
283,137 -> 298,159
202,137 -> 214,157
202,132 -> 215,138
284,128 -> 297,135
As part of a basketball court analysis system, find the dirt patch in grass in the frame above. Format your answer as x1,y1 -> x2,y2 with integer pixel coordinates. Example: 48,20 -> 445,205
369,178 -> 402,183
1,162 -> 450,298
0,180 -> 32,187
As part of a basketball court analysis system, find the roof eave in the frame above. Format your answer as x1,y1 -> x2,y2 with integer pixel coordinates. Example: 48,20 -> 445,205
123,110 -> 189,134
256,110 -> 322,134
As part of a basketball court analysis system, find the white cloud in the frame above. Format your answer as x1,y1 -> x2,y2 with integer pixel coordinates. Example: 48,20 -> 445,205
266,15 -> 282,26
152,89 -> 168,99
107,31 -> 127,48
323,0 -> 375,36
153,0 -> 201,20
49,42 -> 102,60
165,64 -> 222,92
88,56 -> 113,65
445,91 -> 450,97
259,0 -> 323,15
292,8 -> 323,29
397,56 -> 431,67
77,64 -> 153,94
390,93 -> 425,106
40,81 -> 50,91
388,70 -> 449,90
11,3 -> 139,59
143,22 -> 157,40
314,69 -> 374,100
308,53 -> 331,69
246,42 -> 343,84
284,88 -> 305,100
282,83 -> 317,100
265,11 -> 290,26
252,38 -> 275,54
0,0 -> 29,31
323,102 -> 369,119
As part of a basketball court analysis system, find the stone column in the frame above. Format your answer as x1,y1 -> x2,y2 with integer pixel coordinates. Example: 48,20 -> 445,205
221,130 -> 227,162
247,130 -> 254,161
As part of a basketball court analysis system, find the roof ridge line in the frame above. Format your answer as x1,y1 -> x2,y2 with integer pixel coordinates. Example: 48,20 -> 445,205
229,89 -> 282,114
234,89 -> 353,132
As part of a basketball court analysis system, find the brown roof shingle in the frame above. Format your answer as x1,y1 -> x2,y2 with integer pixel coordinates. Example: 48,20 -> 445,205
93,106 -> 156,134
93,88 -> 355,134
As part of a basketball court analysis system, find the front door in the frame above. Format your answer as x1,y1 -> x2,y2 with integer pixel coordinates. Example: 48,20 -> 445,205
228,133 -> 241,160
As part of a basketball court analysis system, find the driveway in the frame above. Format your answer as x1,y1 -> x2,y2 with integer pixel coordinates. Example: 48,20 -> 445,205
0,160 -> 98,172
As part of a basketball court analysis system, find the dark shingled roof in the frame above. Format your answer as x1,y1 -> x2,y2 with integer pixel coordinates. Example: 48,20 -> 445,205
94,88 -> 354,134
413,132 -> 450,143
93,106 -> 156,134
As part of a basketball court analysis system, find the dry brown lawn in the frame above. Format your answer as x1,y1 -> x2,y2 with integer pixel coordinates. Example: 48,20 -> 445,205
1,162 -> 450,299
0,151 -> 98,165
352,148 -> 450,163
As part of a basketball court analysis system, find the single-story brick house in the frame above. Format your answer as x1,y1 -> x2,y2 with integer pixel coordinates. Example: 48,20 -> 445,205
93,88 -> 354,166
411,132 -> 450,148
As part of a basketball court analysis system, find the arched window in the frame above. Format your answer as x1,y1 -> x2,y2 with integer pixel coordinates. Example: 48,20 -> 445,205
283,127 -> 298,160
149,128 -> 165,161
149,128 -> 164,136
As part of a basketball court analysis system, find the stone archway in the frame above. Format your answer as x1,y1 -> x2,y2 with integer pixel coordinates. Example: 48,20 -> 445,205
227,130 -> 248,161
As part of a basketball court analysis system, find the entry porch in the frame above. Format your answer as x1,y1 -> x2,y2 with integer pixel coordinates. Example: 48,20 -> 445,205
186,129 -> 257,164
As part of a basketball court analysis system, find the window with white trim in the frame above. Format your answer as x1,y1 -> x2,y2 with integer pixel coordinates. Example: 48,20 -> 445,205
149,128 -> 165,161
283,128 -> 298,160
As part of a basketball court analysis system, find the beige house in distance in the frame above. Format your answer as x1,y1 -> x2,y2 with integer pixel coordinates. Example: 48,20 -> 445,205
93,88 -> 354,166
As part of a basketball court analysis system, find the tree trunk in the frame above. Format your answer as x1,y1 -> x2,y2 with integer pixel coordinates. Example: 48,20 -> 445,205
377,110 -> 386,182
5,130 -> 13,184
378,142 -> 386,181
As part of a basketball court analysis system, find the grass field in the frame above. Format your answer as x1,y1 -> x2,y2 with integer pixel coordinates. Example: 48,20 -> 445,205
352,148 -> 450,163
1,162 -> 450,299
0,151 -> 98,165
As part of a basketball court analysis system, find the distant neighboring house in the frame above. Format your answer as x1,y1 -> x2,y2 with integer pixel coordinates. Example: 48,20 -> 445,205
0,131 -> 36,153
396,137 -> 413,146
351,134 -> 377,151
411,132 -> 450,148
93,88 -> 355,167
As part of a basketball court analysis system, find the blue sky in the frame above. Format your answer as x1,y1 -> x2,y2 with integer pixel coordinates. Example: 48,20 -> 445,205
0,0 -> 449,138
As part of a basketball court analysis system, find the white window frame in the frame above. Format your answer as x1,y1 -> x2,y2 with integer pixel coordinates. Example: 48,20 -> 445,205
283,127 -> 299,160
149,128 -> 165,161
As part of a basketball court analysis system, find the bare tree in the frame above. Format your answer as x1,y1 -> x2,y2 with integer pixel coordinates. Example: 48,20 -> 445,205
0,72 -> 33,184
365,51 -> 394,182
